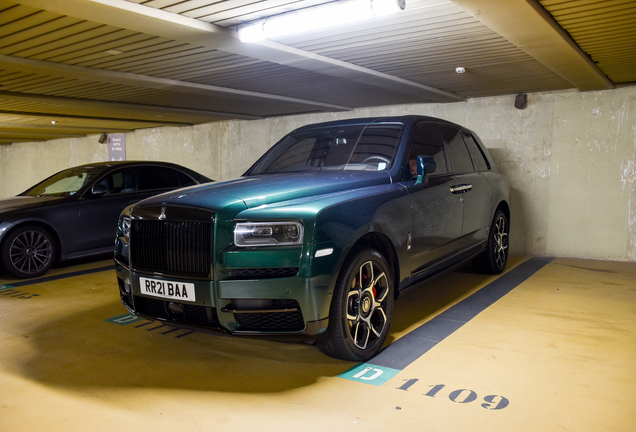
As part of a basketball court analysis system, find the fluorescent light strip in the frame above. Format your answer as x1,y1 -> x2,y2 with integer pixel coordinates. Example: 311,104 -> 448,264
238,0 -> 405,42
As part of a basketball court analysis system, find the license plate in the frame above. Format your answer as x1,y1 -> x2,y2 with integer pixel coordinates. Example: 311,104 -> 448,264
139,277 -> 196,302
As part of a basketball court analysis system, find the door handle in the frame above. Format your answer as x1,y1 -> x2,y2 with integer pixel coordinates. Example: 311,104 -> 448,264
450,184 -> 472,194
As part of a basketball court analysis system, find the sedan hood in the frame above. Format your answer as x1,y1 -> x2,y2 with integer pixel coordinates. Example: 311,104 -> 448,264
0,195 -> 65,213
139,171 -> 392,210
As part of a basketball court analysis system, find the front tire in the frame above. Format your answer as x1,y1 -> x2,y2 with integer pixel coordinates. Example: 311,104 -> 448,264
1,225 -> 56,278
317,248 -> 393,362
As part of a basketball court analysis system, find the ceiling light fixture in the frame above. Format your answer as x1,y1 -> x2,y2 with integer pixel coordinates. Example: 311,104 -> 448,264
238,0 -> 405,43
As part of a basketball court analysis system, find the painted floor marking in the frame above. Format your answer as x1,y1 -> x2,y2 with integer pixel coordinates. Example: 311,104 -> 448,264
106,313 -> 197,339
105,313 -> 144,325
0,286 -> 41,299
340,257 -> 554,385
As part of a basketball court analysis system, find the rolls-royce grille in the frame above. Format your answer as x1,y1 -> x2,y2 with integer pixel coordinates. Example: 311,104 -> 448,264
131,219 -> 212,278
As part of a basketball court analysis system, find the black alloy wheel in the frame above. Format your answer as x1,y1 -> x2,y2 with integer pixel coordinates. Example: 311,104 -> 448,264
317,248 -> 394,362
474,209 -> 509,275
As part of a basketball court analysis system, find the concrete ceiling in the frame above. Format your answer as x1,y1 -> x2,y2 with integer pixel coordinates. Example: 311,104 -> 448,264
0,0 -> 633,144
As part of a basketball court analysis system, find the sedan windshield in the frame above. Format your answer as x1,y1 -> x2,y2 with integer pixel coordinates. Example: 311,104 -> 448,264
247,123 -> 404,175
22,166 -> 103,197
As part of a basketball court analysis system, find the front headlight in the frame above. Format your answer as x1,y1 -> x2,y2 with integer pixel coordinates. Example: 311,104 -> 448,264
115,214 -> 132,266
234,221 -> 303,247
119,215 -> 131,239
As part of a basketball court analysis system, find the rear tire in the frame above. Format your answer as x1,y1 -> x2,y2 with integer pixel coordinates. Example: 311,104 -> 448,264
317,248 -> 393,362
473,210 -> 509,275
1,225 -> 56,278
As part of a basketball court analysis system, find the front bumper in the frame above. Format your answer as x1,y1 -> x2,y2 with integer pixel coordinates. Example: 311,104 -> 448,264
115,258 -> 330,338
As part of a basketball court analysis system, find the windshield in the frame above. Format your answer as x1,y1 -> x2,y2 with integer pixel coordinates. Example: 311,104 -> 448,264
22,166 -> 104,197
247,123 -> 404,175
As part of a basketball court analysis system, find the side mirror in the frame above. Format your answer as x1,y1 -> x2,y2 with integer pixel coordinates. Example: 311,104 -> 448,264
415,155 -> 436,185
91,183 -> 108,196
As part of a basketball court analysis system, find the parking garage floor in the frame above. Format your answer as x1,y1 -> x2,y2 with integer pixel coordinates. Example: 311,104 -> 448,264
1,255 -> 635,431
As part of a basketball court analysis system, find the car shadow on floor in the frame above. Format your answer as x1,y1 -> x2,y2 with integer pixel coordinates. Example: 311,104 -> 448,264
4,258 -> 525,395
0,254 -> 113,283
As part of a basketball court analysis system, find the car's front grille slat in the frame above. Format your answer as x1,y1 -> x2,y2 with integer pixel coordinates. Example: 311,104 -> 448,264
131,217 -> 212,278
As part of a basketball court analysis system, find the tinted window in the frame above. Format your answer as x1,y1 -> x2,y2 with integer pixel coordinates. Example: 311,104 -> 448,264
349,125 -> 403,167
114,169 -> 138,192
407,123 -> 447,179
461,131 -> 490,171
247,123 -> 404,174
95,168 -> 138,194
177,171 -> 197,187
439,126 -> 474,174
137,166 -> 182,190
265,137 -> 317,173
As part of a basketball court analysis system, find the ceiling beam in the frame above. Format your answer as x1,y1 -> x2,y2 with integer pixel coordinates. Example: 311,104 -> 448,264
0,90 -> 255,124
0,138 -> 46,144
0,131 -> 85,139
16,0 -> 464,103
0,107 -> 185,129
0,122 -> 131,135
0,55 -> 350,113
451,0 -> 613,91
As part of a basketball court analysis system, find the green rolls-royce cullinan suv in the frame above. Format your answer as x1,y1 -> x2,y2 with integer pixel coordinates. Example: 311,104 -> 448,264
115,116 -> 510,361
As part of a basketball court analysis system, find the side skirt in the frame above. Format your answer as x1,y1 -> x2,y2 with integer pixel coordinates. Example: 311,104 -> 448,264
397,243 -> 485,298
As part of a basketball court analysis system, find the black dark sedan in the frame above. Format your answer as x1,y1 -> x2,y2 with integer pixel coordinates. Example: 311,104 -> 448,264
0,161 -> 212,278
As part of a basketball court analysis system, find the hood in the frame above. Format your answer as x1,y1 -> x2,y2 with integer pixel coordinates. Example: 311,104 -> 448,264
137,171 -> 392,210
0,195 -> 65,214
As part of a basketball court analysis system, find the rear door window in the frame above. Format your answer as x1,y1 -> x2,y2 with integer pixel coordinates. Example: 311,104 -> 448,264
137,166 -> 183,190
461,131 -> 490,171
439,126 -> 474,174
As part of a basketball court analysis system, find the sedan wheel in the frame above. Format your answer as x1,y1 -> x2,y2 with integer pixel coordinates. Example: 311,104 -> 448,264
317,248 -> 393,361
1,225 -> 56,278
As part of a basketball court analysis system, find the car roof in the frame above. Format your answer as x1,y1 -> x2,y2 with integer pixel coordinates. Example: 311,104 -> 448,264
292,115 -> 465,132
54,161 -> 213,182
72,160 -> 186,169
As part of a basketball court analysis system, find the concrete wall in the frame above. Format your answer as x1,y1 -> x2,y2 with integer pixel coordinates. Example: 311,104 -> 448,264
1,85 -> 635,261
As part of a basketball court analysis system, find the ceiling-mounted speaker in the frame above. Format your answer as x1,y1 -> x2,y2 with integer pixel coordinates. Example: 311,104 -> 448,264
98,133 -> 108,144
515,93 -> 528,110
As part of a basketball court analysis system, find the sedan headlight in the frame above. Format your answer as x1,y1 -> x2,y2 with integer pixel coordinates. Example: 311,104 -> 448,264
234,221 -> 303,247
119,215 -> 131,239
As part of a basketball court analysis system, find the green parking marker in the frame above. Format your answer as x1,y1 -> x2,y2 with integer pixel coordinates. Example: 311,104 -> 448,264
106,313 -> 143,325
339,363 -> 400,386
